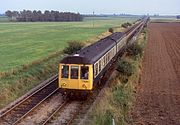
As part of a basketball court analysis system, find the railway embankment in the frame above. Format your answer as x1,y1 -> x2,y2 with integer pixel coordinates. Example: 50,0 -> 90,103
84,29 -> 147,125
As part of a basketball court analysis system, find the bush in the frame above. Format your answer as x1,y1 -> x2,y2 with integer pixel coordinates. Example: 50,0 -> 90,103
121,22 -> 132,28
63,41 -> 84,54
127,43 -> 143,57
113,86 -> 128,108
116,59 -> 134,76
108,28 -> 114,33
127,22 -> 132,26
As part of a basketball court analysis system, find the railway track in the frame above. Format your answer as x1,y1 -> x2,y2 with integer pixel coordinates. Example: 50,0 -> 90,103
0,75 -> 58,125
40,62 -> 117,125
41,101 -> 69,125
0,59 -> 119,125
41,100 -> 82,125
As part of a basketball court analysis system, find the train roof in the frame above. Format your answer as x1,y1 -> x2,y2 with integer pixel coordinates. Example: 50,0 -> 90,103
61,32 -> 124,64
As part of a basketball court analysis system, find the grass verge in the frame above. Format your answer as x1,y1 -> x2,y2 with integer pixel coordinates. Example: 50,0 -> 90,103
88,29 -> 147,125
0,51 -> 62,109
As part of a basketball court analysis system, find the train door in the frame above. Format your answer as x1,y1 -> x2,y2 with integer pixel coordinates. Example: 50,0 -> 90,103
70,65 -> 79,89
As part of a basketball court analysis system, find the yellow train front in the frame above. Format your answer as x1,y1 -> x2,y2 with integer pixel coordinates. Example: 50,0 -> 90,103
59,55 -> 94,97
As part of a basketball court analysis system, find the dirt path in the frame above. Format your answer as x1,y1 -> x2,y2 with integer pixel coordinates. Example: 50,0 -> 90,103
131,22 -> 180,125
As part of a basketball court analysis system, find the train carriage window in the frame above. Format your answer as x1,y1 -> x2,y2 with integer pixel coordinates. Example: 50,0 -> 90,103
102,57 -> 105,67
111,50 -> 113,58
106,54 -> 108,63
81,66 -> 89,79
71,66 -> 79,79
95,63 -> 98,76
107,53 -> 110,61
61,65 -> 69,78
103,57 -> 105,66
99,60 -> 101,72
114,47 -> 116,55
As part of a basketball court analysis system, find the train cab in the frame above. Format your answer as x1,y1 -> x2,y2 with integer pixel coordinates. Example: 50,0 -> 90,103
59,55 -> 93,93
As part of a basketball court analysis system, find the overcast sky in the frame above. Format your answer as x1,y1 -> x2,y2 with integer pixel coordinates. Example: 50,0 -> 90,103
0,0 -> 179,15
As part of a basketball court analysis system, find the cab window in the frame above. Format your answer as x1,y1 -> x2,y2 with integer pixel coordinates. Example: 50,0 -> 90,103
71,66 -> 79,79
81,66 -> 89,79
61,65 -> 69,78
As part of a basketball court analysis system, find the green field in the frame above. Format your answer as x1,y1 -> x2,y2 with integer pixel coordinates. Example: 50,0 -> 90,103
0,16 -> 9,22
0,16 -> 138,109
0,17 -> 137,72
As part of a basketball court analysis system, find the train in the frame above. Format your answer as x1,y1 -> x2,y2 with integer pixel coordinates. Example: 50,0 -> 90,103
59,16 -> 149,97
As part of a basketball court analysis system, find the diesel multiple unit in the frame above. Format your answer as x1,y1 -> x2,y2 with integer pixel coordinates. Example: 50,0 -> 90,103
59,17 -> 149,95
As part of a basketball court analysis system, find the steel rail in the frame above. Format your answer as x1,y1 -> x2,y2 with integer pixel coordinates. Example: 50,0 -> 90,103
12,88 -> 60,125
41,101 -> 68,125
0,75 -> 58,118
0,75 -> 58,125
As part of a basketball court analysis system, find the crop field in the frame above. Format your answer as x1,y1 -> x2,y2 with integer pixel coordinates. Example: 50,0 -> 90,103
150,16 -> 180,22
132,22 -> 180,124
0,16 -> 137,72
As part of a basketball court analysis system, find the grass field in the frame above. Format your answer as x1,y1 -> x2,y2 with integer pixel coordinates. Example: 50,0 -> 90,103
0,17 -> 137,72
0,16 -> 9,22
0,16 -> 138,109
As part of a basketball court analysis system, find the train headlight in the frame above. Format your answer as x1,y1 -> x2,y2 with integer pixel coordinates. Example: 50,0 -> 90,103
62,83 -> 66,86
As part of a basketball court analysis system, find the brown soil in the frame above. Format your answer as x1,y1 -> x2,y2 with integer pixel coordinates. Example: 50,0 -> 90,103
131,22 -> 180,125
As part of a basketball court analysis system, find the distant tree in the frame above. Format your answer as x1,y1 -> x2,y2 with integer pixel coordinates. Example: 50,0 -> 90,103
32,10 -> 38,22
12,11 -> 19,17
5,10 -> 13,18
6,10 -> 83,22
44,10 -> 51,21
177,15 -> 180,19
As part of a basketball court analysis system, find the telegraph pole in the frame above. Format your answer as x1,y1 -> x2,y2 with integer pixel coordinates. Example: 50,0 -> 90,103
93,11 -> 94,28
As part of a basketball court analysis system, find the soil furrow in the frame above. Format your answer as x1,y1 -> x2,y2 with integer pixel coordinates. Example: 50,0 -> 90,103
131,22 -> 180,125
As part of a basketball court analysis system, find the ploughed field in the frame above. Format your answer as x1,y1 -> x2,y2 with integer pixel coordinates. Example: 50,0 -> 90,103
0,17 -> 137,72
132,22 -> 180,124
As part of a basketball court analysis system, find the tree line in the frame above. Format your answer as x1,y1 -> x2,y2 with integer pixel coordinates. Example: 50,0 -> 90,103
5,10 -> 83,22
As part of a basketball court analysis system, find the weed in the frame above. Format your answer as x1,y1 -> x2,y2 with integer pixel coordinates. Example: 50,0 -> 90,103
127,43 -> 144,57
63,41 -> 84,54
108,28 -> 114,33
121,22 -> 132,28
117,58 -> 135,77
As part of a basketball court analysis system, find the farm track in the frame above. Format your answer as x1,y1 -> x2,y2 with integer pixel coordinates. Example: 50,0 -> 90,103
0,75 -> 58,125
132,22 -> 180,125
